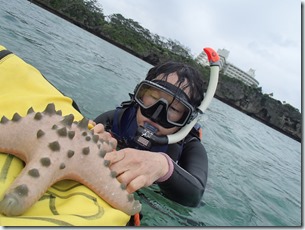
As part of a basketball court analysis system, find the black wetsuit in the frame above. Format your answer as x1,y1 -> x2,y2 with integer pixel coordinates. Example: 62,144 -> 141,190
94,107 -> 208,207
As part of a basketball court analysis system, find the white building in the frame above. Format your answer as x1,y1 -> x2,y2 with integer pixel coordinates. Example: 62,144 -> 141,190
217,48 -> 229,70
194,51 -> 209,66
195,48 -> 259,87
222,63 -> 259,87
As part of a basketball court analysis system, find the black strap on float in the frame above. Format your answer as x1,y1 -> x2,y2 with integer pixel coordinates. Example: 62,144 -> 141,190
0,49 -> 12,60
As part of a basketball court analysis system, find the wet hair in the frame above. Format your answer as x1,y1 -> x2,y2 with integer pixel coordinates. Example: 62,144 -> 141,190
145,61 -> 205,108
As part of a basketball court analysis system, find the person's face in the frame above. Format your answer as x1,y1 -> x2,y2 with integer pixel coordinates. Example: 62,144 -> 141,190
136,72 -> 190,135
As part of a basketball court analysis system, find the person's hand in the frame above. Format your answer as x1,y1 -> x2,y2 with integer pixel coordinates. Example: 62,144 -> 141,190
89,120 -> 118,150
104,148 -> 169,193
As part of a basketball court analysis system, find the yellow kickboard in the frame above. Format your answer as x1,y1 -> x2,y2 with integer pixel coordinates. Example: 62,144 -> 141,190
0,45 -> 130,226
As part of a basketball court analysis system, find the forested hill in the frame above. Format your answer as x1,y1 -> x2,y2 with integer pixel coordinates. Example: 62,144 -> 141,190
28,0 -> 301,142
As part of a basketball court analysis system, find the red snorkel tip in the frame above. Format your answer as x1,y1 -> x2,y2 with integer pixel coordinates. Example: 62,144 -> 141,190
203,47 -> 220,63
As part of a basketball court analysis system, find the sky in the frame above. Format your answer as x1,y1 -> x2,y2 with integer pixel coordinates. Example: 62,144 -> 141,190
97,0 -> 302,111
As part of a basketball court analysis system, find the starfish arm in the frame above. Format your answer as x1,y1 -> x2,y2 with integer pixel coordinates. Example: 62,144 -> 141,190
0,158 -> 56,216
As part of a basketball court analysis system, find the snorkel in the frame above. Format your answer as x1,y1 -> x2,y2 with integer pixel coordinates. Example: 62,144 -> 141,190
167,47 -> 220,144
135,47 -> 220,148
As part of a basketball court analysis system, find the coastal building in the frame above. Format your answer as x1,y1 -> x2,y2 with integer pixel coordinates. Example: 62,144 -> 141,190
194,51 -> 209,66
217,48 -> 229,70
222,62 -> 259,87
195,48 -> 259,87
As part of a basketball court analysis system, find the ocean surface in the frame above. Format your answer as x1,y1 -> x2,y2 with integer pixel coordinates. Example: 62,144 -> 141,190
0,0 -> 302,227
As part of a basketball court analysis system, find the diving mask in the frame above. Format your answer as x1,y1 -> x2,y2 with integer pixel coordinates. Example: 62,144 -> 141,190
134,80 -> 197,129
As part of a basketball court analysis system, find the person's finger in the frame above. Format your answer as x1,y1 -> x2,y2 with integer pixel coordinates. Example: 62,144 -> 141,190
116,167 -> 136,184
92,123 -> 105,133
91,124 -> 117,149
105,150 -> 126,164
108,137 -> 118,150
102,131 -> 112,141
88,120 -> 96,127
125,175 -> 147,193
99,140 -> 115,153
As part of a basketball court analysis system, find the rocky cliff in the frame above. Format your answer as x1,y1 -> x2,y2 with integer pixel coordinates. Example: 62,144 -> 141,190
214,74 -> 301,142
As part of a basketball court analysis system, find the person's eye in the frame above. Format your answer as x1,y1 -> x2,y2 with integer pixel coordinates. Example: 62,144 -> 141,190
169,106 -> 180,113
149,92 -> 159,100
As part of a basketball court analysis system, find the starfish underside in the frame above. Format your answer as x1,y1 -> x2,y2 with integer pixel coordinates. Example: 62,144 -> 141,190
0,103 -> 141,216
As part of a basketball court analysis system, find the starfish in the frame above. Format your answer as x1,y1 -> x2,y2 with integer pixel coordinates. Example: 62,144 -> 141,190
0,103 -> 141,216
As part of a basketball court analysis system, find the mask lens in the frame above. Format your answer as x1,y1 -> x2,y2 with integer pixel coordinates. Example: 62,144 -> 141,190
134,81 -> 194,127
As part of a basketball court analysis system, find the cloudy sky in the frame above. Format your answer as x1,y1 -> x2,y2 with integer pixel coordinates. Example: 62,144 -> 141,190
97,0 -> 302,111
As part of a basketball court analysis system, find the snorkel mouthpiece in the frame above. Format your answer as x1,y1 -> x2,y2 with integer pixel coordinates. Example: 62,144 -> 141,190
143,122 -> 158,135
134,122 -> 167,149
